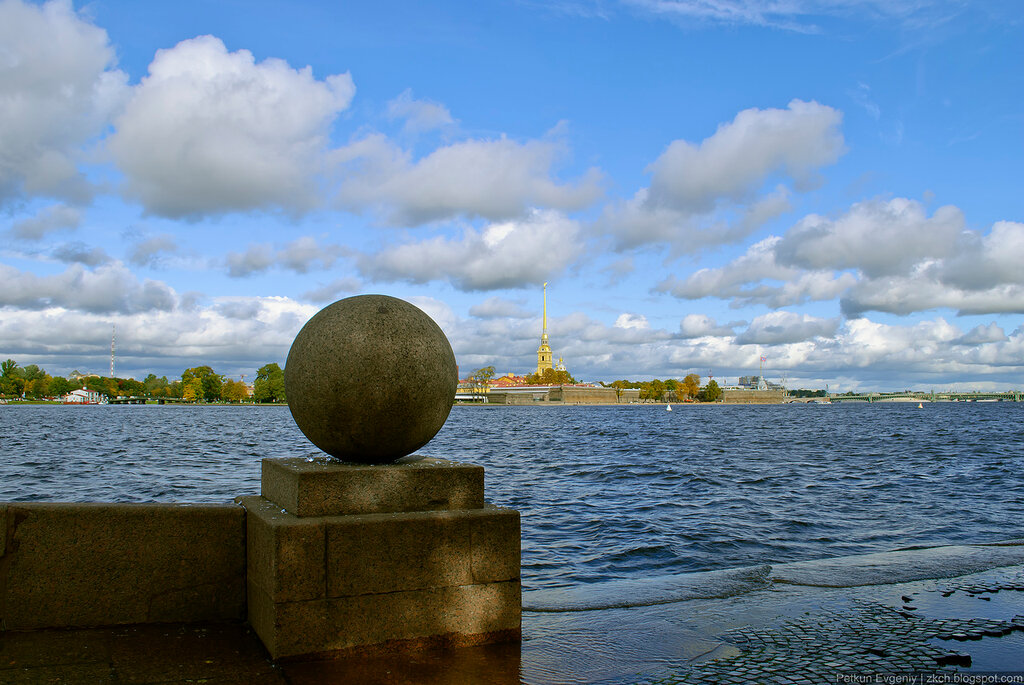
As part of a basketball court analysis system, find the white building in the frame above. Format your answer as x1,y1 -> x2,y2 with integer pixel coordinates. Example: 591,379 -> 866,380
62,389 -> 104,404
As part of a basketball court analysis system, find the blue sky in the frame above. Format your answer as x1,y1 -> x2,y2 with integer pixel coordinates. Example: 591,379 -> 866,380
1,0 -> 1021,390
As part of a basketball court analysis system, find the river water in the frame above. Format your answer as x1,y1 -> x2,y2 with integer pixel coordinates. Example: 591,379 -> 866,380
2,402 -> 1022,601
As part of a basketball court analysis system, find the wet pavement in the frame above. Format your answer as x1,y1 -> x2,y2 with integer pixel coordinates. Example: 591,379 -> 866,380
3,564 -> 1024,684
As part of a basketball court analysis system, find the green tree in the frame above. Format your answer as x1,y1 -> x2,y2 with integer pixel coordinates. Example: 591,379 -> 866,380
254,363 -> 286,403
49,376 -> 74,397
120,378 -> 146,397
698,380 -> 722,402
681,373 -> 701,400
1,359 -> 18,378
182,366 -> 223,402
143,374 -> 166,397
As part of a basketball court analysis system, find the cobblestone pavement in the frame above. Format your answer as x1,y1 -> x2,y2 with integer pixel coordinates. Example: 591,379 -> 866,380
652,571 -> 1024,684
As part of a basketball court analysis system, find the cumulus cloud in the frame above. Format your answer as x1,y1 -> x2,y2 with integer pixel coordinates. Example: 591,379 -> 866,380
225,237 -> 343,277
841,275 -> 1024,317
735,311 -> 840,345
955,322 -> 1007,345
657,199 -> 1024,317
647,100 -> 844,212
9,204 -> 82,240
0,0 -> 127,206
335,132 -> 603,225
356,210 -> 583,291
774,198 -> 964,278
656,236 -> 857,308
677,314 -> 736,338
108,35 -> 354,218
0,262 -> 176,314
386,88 -> 455,133
469,297 -> 534,319
601,100 -> 843,253
937,221 -> 1024,291
614,312 -> 649,329
0,295 -> 319,378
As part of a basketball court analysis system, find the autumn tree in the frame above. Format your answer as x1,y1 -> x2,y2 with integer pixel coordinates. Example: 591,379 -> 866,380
182,366 -> 223,402
681,373 -> 701,400
223,378 -> 251,403
254,363 -> 286,403
524,368 -> 576,385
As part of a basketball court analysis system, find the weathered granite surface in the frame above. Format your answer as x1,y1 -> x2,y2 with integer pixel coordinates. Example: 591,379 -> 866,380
284,294 -> 458,463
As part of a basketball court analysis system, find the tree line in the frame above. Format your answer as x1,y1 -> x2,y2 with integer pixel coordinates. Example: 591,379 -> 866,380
602,374 -> 723,402
0,358 -> 287,403
463,366 -> 723,403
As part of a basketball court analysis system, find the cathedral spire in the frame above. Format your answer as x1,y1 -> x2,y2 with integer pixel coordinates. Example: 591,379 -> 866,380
536,282 -> 553,376
542,282 -> 548,343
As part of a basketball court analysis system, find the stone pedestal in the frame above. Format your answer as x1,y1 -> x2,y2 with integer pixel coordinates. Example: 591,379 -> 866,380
240,457 -> 521,660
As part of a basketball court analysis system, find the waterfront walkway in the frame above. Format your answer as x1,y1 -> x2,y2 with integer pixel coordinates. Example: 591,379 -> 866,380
3,553 -> 1024,684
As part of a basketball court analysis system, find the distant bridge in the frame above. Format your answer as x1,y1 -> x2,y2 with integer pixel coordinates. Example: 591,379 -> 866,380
827,391 -> 1022,403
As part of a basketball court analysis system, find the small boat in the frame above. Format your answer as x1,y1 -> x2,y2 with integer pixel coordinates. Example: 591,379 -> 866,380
666,403 -> 672,411
917,403 -> 923,408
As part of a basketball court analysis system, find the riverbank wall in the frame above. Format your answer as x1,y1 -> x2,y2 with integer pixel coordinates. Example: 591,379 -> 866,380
0,502 -> 245,630
0,459 -> 521,660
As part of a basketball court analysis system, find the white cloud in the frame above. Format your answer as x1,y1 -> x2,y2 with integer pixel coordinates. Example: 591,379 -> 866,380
614,312 -> 649,329
356,210 -> 583,291
225,237 -> 342,277
841,274 -> 1024,317
774,198 -> 964,278
109,35 -> 354,218
0,0 -> 128,205
0,262 -> 176,314
0,295 -> 319,377
9,204 -> 82,240
656,236 -> 857,308
335,132 -> 603,225
647,100 -> 844,213
735,311 -> 840,344
601,100 -> 843,253
938,221 -> 1024,291
677,313 -> 736,338
386,88 -> 455,133
955,323 -> 1007,345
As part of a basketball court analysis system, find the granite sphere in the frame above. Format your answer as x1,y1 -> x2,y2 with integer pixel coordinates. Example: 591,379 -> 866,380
284,295 -> 458,464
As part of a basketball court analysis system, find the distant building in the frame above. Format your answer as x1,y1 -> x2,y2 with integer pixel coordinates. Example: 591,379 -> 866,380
62,389 -> 104,404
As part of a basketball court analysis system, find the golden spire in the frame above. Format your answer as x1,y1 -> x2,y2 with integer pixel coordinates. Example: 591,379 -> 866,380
537,282 -> 553,375
542,282 -> 548,343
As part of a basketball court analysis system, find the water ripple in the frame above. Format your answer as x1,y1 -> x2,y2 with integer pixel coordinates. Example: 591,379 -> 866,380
2,402 -> 1023,593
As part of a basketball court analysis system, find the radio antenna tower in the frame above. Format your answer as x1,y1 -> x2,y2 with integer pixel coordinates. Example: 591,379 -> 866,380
110,326 -> 116,378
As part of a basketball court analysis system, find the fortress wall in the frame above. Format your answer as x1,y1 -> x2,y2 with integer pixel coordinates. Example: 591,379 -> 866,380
556,387 -> 622,404
721,389 -> 786,404
0,502 -> 246,630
